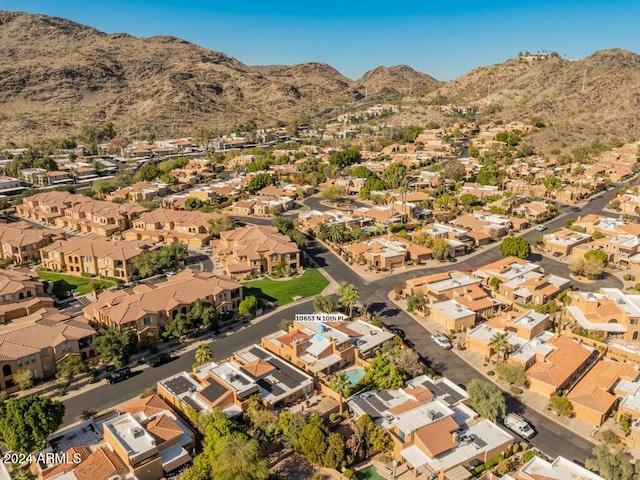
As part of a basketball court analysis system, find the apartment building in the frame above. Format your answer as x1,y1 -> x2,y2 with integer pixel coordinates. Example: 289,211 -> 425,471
261,319 -> 394,377
124,208 -> 223,247
213,225 -> 301,279
54,199 -> 147,237
0,175 -> 22,194
0,268 -> 54,323
40,235 -> 157,282
15,191 -> 94,225
565,288 -> 640,342
0,308 -> 97,394
83,269 -> 242,339
0,221 -> 62,264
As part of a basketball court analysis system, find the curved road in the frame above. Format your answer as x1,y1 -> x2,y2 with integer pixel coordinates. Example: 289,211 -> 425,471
60,186 -> 624,463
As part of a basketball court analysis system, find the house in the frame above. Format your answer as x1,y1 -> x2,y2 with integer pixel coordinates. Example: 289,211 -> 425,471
19,168 -> 48,186
212,225 -> 301,279
108,181 -> 170,203
526,336 -> 597,397
261,319 -> 393,377
430,300 -> 476,332
124,209 -> 224,247
603,234 -> 640,266
352,206 -> 406,226
158,344 -> 315,416
103,397 -> 195,480
404,272 -> 481,304
83,269 -> 242,339
513,202 -> 550,222
573,214 -> 640,237
349,375 -> 512,480
565,289 -> 640,342
0,175 -> 23,194
465,310 -> 552,366
15,191 -> 95,225
40,235 -> 157,282
543,228 -> 592,256
345,237 -> 432,270
566,360 -> 639,426
0,221 -> 62,264
54,200 -> 147,236
45,170 -> 73,185
473,257 -> 570,305
297,209 -> 370,232
412,224 -> 469,257
515,455 -> 605,480
0,308 -> 97,394
0,268 -> 54,323
229,196 -> 294,216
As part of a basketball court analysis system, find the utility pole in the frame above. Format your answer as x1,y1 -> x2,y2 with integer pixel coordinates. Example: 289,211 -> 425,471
582,68 -> 587,92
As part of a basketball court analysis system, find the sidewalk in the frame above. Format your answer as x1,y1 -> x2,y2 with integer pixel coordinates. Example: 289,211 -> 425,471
389,294 -> 600,445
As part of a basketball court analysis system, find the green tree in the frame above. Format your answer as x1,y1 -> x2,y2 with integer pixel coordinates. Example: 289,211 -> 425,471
549,395 -> 573,417
392,347 -> 425,377
208,216 -> 235,237
314,295 -> 337,313
278,319 -> 292,332
239,296 -> 258,317
323,432 -> 346,469
406,292 -> 426,313
295,415 -> 330,464
359,176 -> 387,198
195,344 -> 213,366
584,249 -> 608,265
208,432 -> 269,480
247,173 -> 275,194
431,237 -> 451,261
188,299 -> 218,329
0,396 -> 65,454
56,356 -> 88,379
400,125 -> 423,143
337,282 -> 359,317
585,444 -> 639,480
277,410 -> 307,448
137,163 -> 159,181
490,277 -> 502,290
351,166 -> 375,179
163,313 -> 194,337
496,362 -> 526,386
499,237 -> 531,259
328,148 -> 361,169
364,351 -> 407,389
13,369 -> 33,390
330,371 -> 350,414
381,162 -> 408,189
94,328 -> 137,367
460,193 -> 479,209
320,186 -> 345,203
467,379 -> 506,421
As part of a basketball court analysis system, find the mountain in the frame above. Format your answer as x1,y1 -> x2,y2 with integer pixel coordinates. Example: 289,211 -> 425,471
0,11 -> 435,143
356,65 -> 441,98
436,49 -> 640,149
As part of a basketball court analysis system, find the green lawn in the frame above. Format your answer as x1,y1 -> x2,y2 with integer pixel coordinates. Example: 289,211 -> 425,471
37,270 -> 116,296
243,268 -> 329,306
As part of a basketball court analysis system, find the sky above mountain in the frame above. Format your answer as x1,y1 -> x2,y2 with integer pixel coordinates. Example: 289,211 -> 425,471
2,0 -> 640,81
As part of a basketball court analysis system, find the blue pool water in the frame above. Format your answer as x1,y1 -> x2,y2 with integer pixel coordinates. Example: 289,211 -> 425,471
344,367 -> 365,386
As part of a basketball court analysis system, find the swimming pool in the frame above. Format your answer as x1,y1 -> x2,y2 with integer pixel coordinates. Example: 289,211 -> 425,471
344,367 -> 365,386
355,465 -> 386,480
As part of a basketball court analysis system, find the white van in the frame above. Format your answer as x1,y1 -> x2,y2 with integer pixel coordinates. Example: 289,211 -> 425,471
504,413 -> 535,439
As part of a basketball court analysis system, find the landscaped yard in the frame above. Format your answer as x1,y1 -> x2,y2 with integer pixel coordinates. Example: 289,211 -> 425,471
37,270 -> 116,296
243,268 -> 329,306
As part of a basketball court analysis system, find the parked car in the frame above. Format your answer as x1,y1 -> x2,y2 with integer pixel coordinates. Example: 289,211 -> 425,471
147,352 -> 173,368
431,333 -> 453,350
535,225 -> 548,232
165,271 -> 176,277
389,326 -> 406,339
106,367 -> 132,384
553,251 -> 562,257
504,413 -> 536,439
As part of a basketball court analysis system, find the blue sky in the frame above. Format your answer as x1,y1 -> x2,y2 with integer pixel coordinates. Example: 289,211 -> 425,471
2,1 -> 639,80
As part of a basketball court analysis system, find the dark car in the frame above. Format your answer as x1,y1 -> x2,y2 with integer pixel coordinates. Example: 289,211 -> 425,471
147,352 -> 173,368
389,326 -> 406,339
106,367 -> 131,384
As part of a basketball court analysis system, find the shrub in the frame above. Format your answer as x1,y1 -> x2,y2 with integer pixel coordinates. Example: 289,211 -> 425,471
510,386 -> 523,394
519,441 -> 528,452
343,469 -> 354,479
487,370 -> 495,376
619,414 -> 632,435
87,374 -> 96,384
512,443 -> 520,454
449,329 -> 456,335
600,429 -> 620,445
624,274 -> 636,281
329,413 -> 338,423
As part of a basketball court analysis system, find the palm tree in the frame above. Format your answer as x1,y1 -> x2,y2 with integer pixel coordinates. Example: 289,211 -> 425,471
194,344 -> 213,366
488,333 -> 511,364
80,409 -> 97,421
330,371 -> 350,414
337,282 -> 359,318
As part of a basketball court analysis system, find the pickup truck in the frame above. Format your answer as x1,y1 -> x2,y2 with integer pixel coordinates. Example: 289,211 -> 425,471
504,413 -> 535,439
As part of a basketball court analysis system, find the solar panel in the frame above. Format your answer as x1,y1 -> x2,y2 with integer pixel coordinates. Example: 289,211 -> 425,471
248,346 -> 270,359
378,390 -> 393,402
473,435 -> 487,448
182,396 -> 202,411
438,383 -> 464,404
366,395 -> 387,413
352,398 -> 381,418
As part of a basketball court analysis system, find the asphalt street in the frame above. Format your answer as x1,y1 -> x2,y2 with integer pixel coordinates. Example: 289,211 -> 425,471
59,186 -> 624,462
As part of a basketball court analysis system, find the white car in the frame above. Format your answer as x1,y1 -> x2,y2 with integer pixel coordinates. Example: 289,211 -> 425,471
165,271 -> 176,277
431,333 -> 453,350
535,225 -> 548,232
